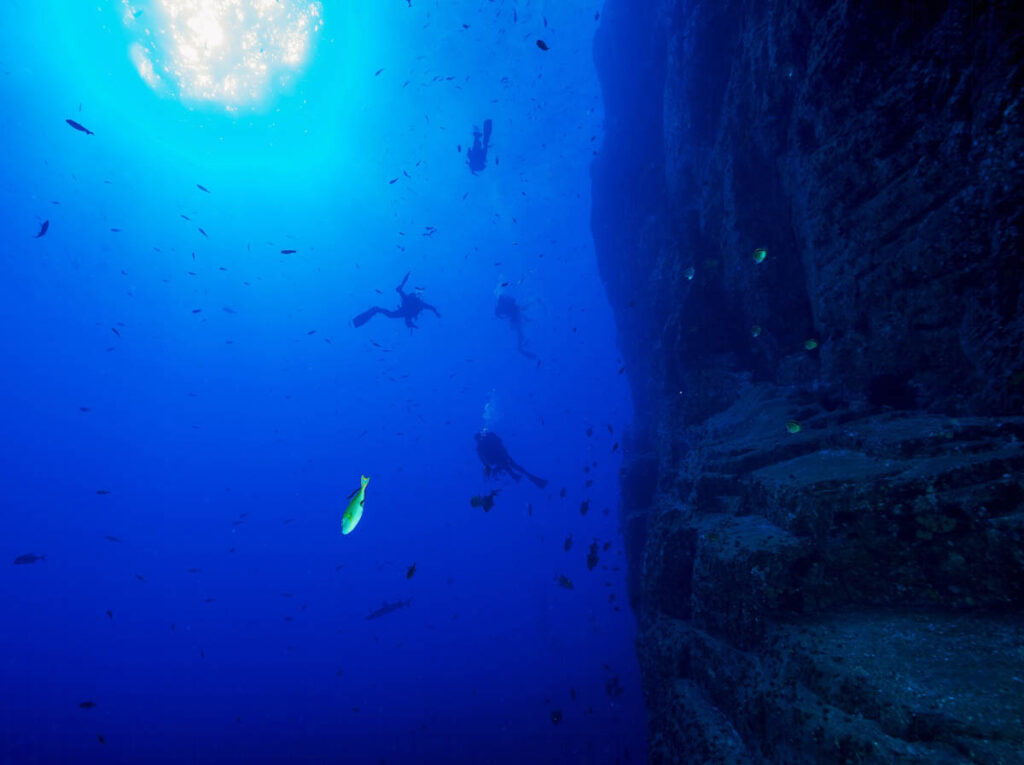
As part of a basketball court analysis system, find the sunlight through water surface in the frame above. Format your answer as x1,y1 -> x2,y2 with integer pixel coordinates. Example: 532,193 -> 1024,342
121,0 -> 323,110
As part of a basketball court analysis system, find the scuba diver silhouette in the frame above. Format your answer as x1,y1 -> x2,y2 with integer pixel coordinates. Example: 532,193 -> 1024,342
495,293 -> 537,359
467,119 -> 493,174
352,272 -> 440,329
474,429 -> 548,489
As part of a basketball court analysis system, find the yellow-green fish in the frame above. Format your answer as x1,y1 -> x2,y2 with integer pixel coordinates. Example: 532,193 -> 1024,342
752,247 -> 767,264
786,420 -> 801,434
342,475 -> 369,535
751,325 -> 762,338
804,338 -> 818,350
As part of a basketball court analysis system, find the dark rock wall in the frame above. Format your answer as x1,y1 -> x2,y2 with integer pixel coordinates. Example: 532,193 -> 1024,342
592,1 -> 1024,762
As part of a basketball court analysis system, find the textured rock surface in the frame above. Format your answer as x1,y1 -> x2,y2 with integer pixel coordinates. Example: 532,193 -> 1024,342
592,1 -> 1024,762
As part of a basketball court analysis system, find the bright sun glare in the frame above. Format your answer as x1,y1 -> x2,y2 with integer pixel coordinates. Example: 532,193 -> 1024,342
121,0 -> 323,110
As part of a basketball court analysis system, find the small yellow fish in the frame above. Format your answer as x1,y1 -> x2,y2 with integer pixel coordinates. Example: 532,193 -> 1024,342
786,420 -> 801,434
342,475 -> 369,535
752,247 -> 767,264
804,338 -> 818,350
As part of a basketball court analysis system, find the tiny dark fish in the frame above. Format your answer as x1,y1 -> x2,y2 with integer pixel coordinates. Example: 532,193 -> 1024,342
97,734 -> 106,744
106,609 -> 113,619
181,214 -> 191,221
551,709 -> 562,724
470,490 -> 499,512
79,701 -> 97,709
612,442 -> 619,452
196,184 -> 210,193
375,68 -> 384,76
580,499 -> 590,516
110,327 -> 120,337
585,427 -> 593,437
96,490 -> 110,495
365,598 -> 412,620
79,407 -> 91,412
559,487 -> 566,499
536,40 -> 549,51
555,574 -> 574,590
587,540 -> 599,571
34,220 -> 49,238
13,553 -> 45,565
104,535 -> 121,543
198,227 -> 208,237
307,330 -> 316,335
280,249 -> 296,254
605,676 -> 624,698
603,541 -> 612,552
187,568 -> 201,573
66,119 -> 94,135
135,573 -> 145,582
406,562 -> 416,579
563,534 -> 573,552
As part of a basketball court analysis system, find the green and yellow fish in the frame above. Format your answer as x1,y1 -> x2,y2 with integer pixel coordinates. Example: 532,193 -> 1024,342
342,475 -> 369,535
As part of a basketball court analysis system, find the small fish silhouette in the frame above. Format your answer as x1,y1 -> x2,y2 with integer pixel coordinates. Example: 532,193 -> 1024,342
66,119 -> 94,135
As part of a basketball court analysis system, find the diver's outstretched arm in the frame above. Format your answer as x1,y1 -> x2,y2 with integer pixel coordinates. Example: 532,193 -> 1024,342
424,302 -> 441,318
396,272 -> 411,295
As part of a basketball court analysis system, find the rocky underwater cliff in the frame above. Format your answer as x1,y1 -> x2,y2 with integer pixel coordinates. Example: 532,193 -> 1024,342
591,1 -> 1023,762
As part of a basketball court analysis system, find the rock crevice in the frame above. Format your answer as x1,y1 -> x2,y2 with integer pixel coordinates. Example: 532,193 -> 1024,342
592,1 -> 1024,761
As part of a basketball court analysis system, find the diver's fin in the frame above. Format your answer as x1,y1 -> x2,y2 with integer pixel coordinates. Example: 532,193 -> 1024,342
525,472 -> 548,490
352,307 -> 379,328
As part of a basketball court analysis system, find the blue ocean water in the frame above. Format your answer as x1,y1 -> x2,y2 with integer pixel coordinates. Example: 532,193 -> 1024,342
0,1 -> 645,763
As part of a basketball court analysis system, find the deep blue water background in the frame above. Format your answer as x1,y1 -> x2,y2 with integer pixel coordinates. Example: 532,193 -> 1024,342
0,1 -> 645,763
